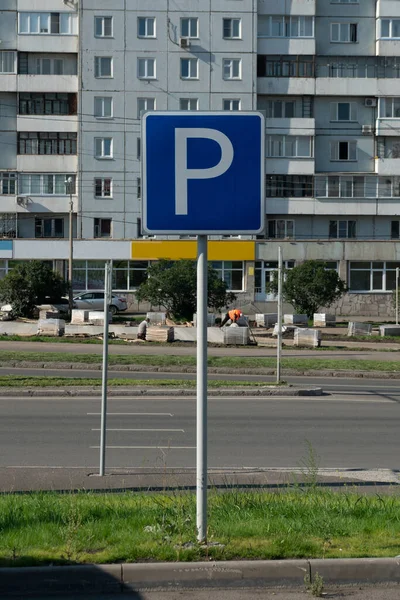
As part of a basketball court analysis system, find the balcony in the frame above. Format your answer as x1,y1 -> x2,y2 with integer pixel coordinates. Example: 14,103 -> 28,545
265,117 -> 315,136
266,158 -> 315,175
258,0 -> 316,16
17,75 -> 78,93
0,196 -> 77,214
257,38 -> 315,56
18,36 -> 78,54
266,197 -> 316,215
376,119 -> 400,136
17,115 -> 78,133
0,74 -> 17,92
17,155 -> 77,173
377,0 -> 400,18
258,77 -> 315,95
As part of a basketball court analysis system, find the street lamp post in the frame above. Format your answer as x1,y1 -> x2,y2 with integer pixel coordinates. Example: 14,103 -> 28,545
66,177 -> 74,317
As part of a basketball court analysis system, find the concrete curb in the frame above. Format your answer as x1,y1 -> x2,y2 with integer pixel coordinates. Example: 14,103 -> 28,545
0,360 -> 398,379
0,386 -> 323,397
1,559 -> 400,595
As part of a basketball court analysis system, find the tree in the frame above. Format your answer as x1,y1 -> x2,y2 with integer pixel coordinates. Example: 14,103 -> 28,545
267,260 -> 347,318
135,259 -> 237,321
0,261 -> 69,318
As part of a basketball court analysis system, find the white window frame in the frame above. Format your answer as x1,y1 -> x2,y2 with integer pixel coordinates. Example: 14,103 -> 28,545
180,17 -> 199,39
94,97 -> 113,119
330,141 -> 357,161
18,174 -> 75,196
94,56 -> 113,78
0,51 -> 17,74
35,217 -> 64,238
94,137 -> 113,159
330,102 -> 357,122
94,177 -> 112,198
258,15 -> 314,39
180,58 -> 199,80
137,57 -> 156,79
266,135 -> 313,158
94,16 -> 113,38
379,97 -> 400,119
137,17 -> 156,38
330,22 -> 358,43
349,261 -> 400,292
223,99 -> 241,111
223,58 -> 242,80
35,57 -> 64,75
379,19 -> 400,39
265,99 -> 296,118
179,98 -> 199,110
94,218 -> 112,239
211,261 -> 244,292
18,12 -> 73,35
223,18 -> 242,40
329,220 -> 357,239
0,173 -> 17,195
137,97 -> 155,118
267,219 -> 295,239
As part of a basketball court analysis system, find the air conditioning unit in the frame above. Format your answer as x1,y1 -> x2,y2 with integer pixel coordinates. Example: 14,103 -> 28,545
365,98 -> 377,108
362,125 -> 374,135
180,37 -> 190,49
16,196 -> 30,207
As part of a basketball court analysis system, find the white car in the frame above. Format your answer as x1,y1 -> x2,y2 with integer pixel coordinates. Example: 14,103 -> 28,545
73,292 -> 128,315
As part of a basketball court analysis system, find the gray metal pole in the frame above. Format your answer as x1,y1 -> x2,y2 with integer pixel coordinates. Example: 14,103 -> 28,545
67,178 -> 74,317
396,268 -> 399,326
196,234 -> 208,543
276,246 -> 283,384
99,261 -> 111,476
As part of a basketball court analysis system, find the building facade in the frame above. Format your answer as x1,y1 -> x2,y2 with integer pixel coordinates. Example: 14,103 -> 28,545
1,0 -> 400,316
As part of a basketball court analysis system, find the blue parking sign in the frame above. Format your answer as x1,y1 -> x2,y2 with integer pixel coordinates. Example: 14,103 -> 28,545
142,112 -> 265,235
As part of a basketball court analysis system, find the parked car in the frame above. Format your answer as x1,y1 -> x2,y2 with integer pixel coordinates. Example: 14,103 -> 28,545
1,297 -> 70,317
73,292 -> 128,315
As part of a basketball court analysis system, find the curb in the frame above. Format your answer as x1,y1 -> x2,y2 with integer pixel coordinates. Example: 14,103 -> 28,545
1,559 -> 400,595
0,360 -> 398,379
0,386 -> 323,397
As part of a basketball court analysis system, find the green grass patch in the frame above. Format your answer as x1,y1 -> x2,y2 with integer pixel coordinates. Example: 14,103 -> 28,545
0,350 -> 399,373
0,489 -> 399,566
0,375 -> 281,388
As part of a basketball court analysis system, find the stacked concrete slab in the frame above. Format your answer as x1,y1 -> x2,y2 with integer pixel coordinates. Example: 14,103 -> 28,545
146,326 -> 174,343
223,327 -> 250,345
146,312 -> 166,325
348,322 -> 372,336
255,313 -> 278,328
37,319 -> 65,337
314,313 -> 336,327
294,328 -> 321,348
193,313 -> 216,327
89,311 -> 112,326
71,310 -> 90,324
284,314 -> 308,325
379,325 -> 400,337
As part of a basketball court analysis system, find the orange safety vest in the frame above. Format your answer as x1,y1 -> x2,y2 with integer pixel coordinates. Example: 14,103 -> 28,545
228,309 -> 242,322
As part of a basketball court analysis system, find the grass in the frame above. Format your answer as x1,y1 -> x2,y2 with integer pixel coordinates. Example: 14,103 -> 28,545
0,488 -> 399,567
0,375 -> 282,388
1,350 -> 400,373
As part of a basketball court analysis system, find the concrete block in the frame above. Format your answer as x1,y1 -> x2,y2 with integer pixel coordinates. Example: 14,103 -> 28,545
272,324 -> 297,338
146,326 -> 174,343
193,313 -> 216,327
313,313 -> 336,327
88,311 -> 112,326
294,328 -> 321,348
284,314 -> 308,325
146,311 -> 166,325
207,327 -> 225,344
223,326 -> 250,345
39,309 -> 60,320
348,322 -> 372,336
380,325 -> 400,337
71,309 -> 90,324
309,558 -> 400,584
256,313 -> 278,327
37,319 -> 65,337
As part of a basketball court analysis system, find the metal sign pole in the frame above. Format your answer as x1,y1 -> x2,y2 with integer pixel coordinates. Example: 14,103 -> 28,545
196,234 -> 208,543
99,260 -> 112,476
276,246 -> 283,384
396,268 -> 399,326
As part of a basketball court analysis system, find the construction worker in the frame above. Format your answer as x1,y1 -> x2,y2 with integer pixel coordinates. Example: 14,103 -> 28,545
137,317 -> 150,340
220,309 -> 243,328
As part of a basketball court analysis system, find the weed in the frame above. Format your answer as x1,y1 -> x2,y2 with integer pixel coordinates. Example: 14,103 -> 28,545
304,571 -> 324,597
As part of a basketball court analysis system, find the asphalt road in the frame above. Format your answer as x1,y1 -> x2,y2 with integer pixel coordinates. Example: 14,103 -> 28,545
1,391 -> 399,471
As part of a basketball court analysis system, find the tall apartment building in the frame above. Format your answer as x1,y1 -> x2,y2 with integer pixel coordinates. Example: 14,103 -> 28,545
1,0 -> 400,316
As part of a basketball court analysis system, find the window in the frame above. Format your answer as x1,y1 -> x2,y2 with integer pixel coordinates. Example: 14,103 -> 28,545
138,17 -> 155,38
94,57 -> 112,78
180,58 -> 198,79
267,135 -> 313,158
349,261 -> 400,292
18,93 -> 76,115
380,19 -> 400,39
94,218 -> 111,238
18,12 -> 73,35
18,174 -> 75,195
95,16 -> 113,37
331,23 -> 358,43
0,173 -> 17,195
330,102 -> 357,122
380,98 -> 400,118
137,97 -> 155,118
211,261 -> 243,291
223,18 -> 241,39
35,218 -> 64,238
258,15 -> 314,38
258,55 -> 315,78
266,175 -> 313,197
95,137 -> 113,159
35,58 -> 64,75
179,98 -> 198,110
94,97 -> 113,118
316,175 -> 400,198
391,221 -> 400,239
181,17 -> 198,38
265,100 -> 296,118
223,58 -> 241,80
223,99 -> 241,111
95,178 -> 112,198
330,141 -> 357,161
138,58 -> 156,79
329,220 -> 356,239
18,132 -> 77,155
0,52 -> 16,74
377,138 -> 400,159
267,220 -> 294,239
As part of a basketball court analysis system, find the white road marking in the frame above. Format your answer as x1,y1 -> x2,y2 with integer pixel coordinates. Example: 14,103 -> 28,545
91,428 -> 185,432
90,445 -> 195,450
87,412 -> 174,416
